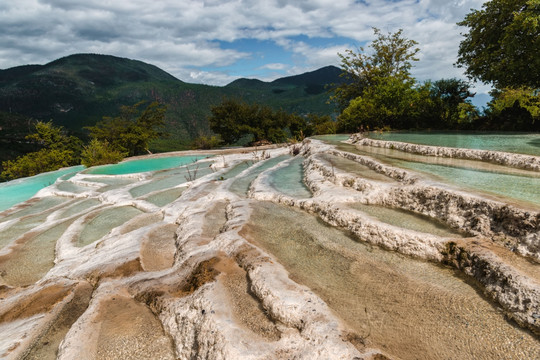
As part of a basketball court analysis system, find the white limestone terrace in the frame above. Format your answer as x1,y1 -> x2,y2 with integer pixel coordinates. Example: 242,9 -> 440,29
250,138 -> 540,337
0,136 -> 538,359
350,134 -> 540,171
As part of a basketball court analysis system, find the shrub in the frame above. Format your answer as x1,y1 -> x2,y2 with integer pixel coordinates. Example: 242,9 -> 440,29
81,139 -> 126,167
191,135 -> 223,150
1,149 -> 75,180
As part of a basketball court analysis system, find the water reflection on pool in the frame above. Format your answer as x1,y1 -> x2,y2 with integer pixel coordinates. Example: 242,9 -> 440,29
241,202 -> 539,360
267,156 -> 312,198
368,131 -> 540,156
0,155 -> 209,211
85,155 -> 209,175
0,166 -> 84,211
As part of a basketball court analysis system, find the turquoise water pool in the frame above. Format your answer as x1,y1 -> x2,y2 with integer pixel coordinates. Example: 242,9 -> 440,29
85,155 -> 209,175
268,156 -> 312,198
311,134 -> 351,143
397,160 -> 540,207
368,131 -> 540,156
0,155 -> 209,212
335,142 -> 540,208
0,166 -> 84,212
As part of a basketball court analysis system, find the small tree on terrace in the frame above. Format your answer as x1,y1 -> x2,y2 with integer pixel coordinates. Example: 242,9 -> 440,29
331,28 -> 420,111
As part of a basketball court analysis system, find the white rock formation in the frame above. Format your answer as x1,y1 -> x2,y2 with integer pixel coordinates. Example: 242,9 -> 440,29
0,137 -> 538,360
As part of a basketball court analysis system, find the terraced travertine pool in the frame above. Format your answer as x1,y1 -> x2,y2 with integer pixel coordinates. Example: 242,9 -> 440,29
229,155 -> 291,197
0,166 -> 83,211
266,156 -> 312,198
347,202 -> 466,237
329,138 -> 540,208
84,155 -> 209,175
0,155 -> 210,212
0,136 -> 538,359
240,201 -> 539,360
368,131 -> 540,156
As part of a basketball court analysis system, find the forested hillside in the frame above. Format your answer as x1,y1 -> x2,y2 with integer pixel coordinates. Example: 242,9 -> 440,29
0,54 -> 341,154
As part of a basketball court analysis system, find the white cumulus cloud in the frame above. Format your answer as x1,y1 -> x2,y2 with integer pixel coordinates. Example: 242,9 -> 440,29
0,0 -> 490,99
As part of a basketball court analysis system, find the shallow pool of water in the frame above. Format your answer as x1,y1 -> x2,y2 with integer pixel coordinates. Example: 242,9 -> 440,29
0,196 -> 69,222
368,131 -> 540,156
348,203 -> 465,238
229,155 -> 291,197
311,134 -> 351,143
92,296 -> 176,359
85,155 -> 209,175
142,187 -> 185,207
79,177 -> 137,193
240,202 -> 539,360
398,160 -> 540,207
267,156 -> 311,198
318,153 -> 395,182
56,181 -> 93,194
77,206 -> 143,247
216,161 -> 252,180
0,219 -> 74,286
200,201 -> 228,243
129,166 -> 213,198
0,212 -> 52,250
335,142 -> 540,208
22,283 -> 93,360
57,199 -> 102,219
0,166 -> 84,211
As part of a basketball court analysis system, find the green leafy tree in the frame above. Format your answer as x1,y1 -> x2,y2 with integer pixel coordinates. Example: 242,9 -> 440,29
1,149 -> 76,180
80,139 -> 127,167
208,99 -> 306,145
489,87 -> 540,117
484,87 -> 540,130
191,135 -> 224,150
86,101 -> 167,157
457,0 -> 540,88
456,102 -> 481,127
337,77 -> 433,131
1,121 -> 82,180
331,28 -> 420,110
428,78 -> 475,128
207,99 -> 247,144
289,114 -> 313,138
305,114 -> 337,135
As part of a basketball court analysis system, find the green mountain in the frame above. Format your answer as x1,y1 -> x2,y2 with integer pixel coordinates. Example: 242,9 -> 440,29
0,54 -> 342,154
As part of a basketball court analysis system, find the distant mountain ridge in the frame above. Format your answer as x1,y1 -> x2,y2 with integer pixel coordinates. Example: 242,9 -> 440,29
0,54 -> 342,157
226,66 -> 343,95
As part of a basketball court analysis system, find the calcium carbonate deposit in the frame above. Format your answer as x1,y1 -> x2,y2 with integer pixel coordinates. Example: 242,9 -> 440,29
0,134 -> 538,360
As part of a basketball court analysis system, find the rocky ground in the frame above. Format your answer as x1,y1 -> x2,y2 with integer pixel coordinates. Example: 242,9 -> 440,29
0,135 -> 538,359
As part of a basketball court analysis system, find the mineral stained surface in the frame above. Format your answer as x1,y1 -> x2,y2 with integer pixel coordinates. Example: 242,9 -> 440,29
0,134 -> 538,359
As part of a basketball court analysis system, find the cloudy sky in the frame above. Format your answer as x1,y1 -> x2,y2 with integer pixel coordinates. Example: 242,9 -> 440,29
0,0 -> 490,104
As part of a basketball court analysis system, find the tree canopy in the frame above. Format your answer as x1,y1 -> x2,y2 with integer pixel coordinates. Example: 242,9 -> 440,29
331,28 -> 420,110
0,121 -> 82,180
80,139 -> 127,167
429,79 -> 475,128
456,0 -> 540,88
86,101 -> 167,157
481,87 -> 540,130
335,28 -> 482,132
337,76 -> 432,131
208,99 -> 309,145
